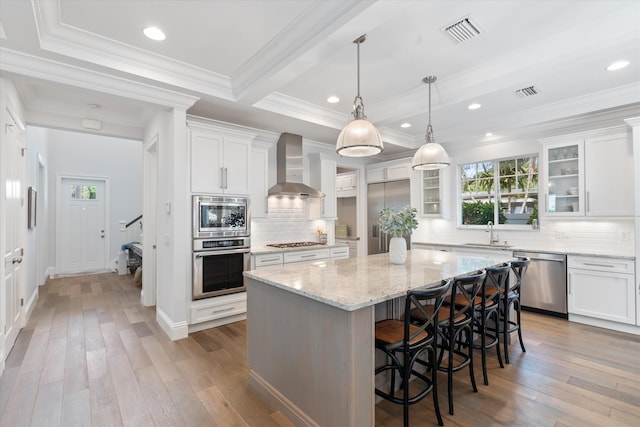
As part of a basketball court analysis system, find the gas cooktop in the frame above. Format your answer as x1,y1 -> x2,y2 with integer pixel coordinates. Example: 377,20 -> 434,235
266,242 -> 324,248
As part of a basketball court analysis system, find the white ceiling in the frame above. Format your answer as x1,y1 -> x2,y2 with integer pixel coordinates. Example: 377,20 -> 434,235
1,0 -> 639,158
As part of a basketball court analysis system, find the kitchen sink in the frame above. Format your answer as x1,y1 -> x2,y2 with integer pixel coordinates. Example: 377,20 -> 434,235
463,242 -> 513,249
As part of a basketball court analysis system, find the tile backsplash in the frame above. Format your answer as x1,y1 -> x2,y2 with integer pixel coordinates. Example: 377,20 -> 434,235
251,198 -> 328,247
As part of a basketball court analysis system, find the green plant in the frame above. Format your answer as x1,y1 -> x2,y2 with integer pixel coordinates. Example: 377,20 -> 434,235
379,206 -> 418,237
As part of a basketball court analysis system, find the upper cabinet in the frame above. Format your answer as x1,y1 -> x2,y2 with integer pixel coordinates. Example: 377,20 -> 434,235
250,142 -> 271,218
540,126 -> 633,217
309,153 -> 337,219
366,159 -> 411,183
188,120 -> 256,195
336,171 -> 357,198
421,169 -> 441,216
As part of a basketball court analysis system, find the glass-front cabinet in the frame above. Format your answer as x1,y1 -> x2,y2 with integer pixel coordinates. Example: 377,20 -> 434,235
421,170 -> 441,216
544,142 -> 584,216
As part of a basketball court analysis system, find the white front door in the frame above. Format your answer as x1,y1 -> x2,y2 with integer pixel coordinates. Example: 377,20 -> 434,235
3,114 -> 25,357
59,177 -> 107,274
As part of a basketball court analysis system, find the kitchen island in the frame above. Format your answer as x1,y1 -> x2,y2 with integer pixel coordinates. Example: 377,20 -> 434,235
244,248 -> 513,426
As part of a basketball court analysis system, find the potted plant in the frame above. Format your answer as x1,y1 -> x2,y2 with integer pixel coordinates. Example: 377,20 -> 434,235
379,206 -> 418,264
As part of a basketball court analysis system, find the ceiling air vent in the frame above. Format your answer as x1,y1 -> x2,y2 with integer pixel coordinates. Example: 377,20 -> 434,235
443,17 -> 481,44
514,86 -> 540,98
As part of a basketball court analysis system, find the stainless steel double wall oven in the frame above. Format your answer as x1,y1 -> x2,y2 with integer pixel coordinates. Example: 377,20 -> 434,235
192,195 -> 250,300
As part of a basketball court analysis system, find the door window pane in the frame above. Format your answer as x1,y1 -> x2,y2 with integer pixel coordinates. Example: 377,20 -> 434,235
70,185 -> 98,200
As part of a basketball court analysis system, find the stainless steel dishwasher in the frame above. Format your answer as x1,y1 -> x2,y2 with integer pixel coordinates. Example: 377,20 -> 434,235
513,251 -> 567,319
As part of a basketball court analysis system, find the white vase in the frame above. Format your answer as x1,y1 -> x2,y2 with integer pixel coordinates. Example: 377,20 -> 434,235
389,236 -> 407,264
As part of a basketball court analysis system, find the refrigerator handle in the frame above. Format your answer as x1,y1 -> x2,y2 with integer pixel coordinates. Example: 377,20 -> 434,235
372,224 -> 378,238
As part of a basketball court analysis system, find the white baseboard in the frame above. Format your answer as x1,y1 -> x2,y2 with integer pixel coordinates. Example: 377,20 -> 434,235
569,314 -> 640,336
24,286 -> 38,325
249,370 -> 319,427
187,313 -> 246,333
155,307 -> 188,341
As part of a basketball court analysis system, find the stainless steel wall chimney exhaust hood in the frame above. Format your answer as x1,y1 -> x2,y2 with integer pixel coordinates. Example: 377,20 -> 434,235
268,133 -> 325,198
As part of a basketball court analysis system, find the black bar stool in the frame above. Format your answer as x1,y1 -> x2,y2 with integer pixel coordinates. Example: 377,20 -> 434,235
374,279 -> 452,427
500,257 -> 530,364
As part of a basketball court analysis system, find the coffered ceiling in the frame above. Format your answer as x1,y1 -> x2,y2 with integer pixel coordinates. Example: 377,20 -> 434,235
1,0 -> 639,157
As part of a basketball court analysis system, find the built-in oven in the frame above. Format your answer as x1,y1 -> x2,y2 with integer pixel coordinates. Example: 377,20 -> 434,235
193,195 -> 250,238
193,237 -> 251,300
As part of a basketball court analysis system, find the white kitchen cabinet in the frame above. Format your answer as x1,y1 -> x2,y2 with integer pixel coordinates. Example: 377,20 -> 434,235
330,245 -> 349,259
335,239 -> 358,257
567,255 -> 635,325
366,159 -> 411,183
421,169 -> 441,216
336,172 -> 357,198
284,248 -> 331,264
309,153 -> 337,219
188,120 -> 256,195
252,252 -> 284,269
540,127 -> 632,217
250,143 -> 270,217
190,292 -> 247,325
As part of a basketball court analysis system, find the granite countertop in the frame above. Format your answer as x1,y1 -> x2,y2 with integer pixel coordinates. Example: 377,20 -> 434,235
412,241 -> 635,260
244,248 -> 512,311
251,242 -> 348,255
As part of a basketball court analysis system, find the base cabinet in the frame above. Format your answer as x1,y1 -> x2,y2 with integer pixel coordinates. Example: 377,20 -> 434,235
190,292 -> 247,325
567,256 -> 635,325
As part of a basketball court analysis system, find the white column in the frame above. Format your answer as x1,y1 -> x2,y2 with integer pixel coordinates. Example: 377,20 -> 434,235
624,116 -> 640,325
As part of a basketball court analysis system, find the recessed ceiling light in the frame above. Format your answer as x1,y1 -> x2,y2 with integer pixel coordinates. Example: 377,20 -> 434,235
400,123 -> 411,128
468,103 -> 482,110
143,26 -> 166,41
485,132 -> 492,137
606,60 -> 629,71
87,103 -> 101,109
327,96 -> 340,104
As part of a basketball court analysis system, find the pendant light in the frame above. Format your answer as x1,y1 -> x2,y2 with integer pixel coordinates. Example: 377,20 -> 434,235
411,76 -> 450,170
336,34 -> 383,157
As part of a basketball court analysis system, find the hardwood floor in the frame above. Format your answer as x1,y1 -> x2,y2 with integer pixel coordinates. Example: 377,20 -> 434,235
1,272 -> 639,426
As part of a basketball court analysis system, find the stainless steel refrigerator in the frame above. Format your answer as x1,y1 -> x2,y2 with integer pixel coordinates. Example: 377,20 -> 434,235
367,180 -> 411,255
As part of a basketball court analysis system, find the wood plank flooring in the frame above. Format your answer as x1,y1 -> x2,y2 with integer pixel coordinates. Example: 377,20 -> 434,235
1,272 -> 640,426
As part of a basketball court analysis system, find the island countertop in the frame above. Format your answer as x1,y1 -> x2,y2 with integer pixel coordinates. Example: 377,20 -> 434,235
244,248 -> 512,311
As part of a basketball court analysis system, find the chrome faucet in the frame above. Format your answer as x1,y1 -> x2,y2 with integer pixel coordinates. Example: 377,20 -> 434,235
487,221 -> 499,245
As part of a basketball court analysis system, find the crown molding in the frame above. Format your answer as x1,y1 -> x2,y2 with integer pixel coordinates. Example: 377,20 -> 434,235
254,91 -> 347,130
0,48 -> 199,109
32,0 -> 232,100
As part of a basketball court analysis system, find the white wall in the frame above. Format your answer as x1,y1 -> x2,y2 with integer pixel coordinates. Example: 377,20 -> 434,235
25,127 -> 48,290
37,127 -> 143,272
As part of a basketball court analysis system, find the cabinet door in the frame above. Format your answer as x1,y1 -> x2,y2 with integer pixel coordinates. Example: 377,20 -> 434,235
386,164 -> 411,181
421,169 -> 441,216
544,141 -> 583,216
584,134 -> 633,216
191,129 -> 223,193
568,269 -> 635,324
223,136 -> 250,195
250,146 -> 269,217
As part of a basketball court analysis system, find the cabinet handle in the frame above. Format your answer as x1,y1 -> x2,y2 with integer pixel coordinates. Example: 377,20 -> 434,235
224,167 -> 228,189
568,275 -> 571,295
212,306 -> 235,314
260,257 -> 281,262
220,167 -> 225,189
582,262 -> 615,269
301,254 -> 317,258
586,191 -> 590,212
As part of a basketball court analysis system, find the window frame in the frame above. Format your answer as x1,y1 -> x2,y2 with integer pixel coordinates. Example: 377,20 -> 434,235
457,153 -> 539,231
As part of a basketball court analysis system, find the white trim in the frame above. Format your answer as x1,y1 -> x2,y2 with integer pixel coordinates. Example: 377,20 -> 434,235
155,306 -> 188,341
249,370 -> 320,427
187,313 -> 246,333
569,314 -> 640,336
32,0 -> 232,101
0,48 -> 199,110
23,286 -> 38,326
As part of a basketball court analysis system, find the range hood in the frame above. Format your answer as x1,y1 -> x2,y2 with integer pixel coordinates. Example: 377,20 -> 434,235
268,133 -> 325,198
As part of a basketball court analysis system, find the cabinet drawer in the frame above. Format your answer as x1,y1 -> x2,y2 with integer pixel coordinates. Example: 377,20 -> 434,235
284,249 -> 330,264
190,293 -> 247,324
330,246 -> 349,259
254,253 -> 284,268
568,256 -> 634,274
